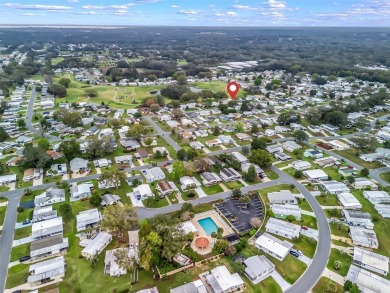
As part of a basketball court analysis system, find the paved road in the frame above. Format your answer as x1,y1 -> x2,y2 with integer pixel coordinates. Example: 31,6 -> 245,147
0,193 -> 22,293
25,86 -> 37,135
143,116 -> 181,151
25,87 -> 59,141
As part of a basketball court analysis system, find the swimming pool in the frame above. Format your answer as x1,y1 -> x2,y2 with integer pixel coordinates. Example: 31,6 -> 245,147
198,217 -> 218,235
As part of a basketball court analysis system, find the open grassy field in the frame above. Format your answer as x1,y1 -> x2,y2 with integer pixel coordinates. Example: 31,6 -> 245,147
52,57 -> 64,65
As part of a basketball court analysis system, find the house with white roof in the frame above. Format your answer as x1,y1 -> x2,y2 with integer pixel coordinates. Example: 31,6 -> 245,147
342,210 -> 374,230
374,204 -> 390,218
282,141 -> 302,152
34,188 -> 65,207
243,255 -> 275,284
321,181 -> 350,194
27,256 -> 65,285
201,172 -> 222,186
76,208 -> 102,232
32,217 -> 63,239
70,157 -> 89,173
30,235 -> 69,259
231,152 -> 248,164
363,191 -> 390,204
352,178 -> 378,190
255,232 -> 293,261
80,232 -> 112,259
170,280 -> 207,293
205,265 -> 245,293
32,205 -> 58,223
303,169 -> 329,181
142,167 -> 165,183
292,160 -> 311,171
219,168 -> 242,182
180,176 -> 201,190
266,217 -> 300,239
337,193 -> 362,209
349,226 -> 379,249
271,204 -> 301,221
353,247 -> 389,276
267,190 -> 299,205
130,184 -> 153,200
345,265 -> 390,293
70,182 -> 93,201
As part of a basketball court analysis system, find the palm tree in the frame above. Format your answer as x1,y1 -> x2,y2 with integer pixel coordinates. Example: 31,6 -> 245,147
211,232 -> 217,244
334,260 -> 341,271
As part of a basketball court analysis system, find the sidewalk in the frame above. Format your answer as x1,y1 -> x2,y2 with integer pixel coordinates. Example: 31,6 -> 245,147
4,277 -> 63,293
322,268 -> 344,285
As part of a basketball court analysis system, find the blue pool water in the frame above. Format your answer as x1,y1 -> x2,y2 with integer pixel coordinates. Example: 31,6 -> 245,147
198,217 -> 218,235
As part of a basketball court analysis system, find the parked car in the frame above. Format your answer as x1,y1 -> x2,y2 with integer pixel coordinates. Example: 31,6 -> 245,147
301,226 -> 308,230
289,250 -> 299,258
19,256 -> 31,262
22,220 -> 31,225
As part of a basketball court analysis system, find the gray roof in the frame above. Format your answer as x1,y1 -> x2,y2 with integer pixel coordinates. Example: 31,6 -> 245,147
244,255 -> 274,280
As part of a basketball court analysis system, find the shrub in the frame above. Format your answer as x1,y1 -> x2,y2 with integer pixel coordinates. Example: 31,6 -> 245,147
17,206 -> 24,213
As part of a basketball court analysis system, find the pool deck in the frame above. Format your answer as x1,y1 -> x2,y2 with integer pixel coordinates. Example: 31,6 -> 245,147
191,210 -> 234,255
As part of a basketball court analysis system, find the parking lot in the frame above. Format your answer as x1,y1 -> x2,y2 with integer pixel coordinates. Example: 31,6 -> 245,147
215,196 -> 263,233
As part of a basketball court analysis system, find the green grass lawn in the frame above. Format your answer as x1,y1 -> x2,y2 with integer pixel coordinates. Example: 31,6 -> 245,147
0,186 -> 10,192
334,149 -> 382,169
142,197 -> 169,208
10,243 -> 30,262
0,206 -> 6,227
5,264 -> 29,289
224,181 -> 244,190
312,277 -> 344,293
258,184 -> 299,200
298,198 -> 313,212
290,235 -> 318,258
202,185 -> 224,195
17,208 -> 33,222
269,254 -> 307,284
329,223 -> 351,239
326,248 -> 352,277
379,171 -> 390,183
14,226 -> 31,240
264,168 -> 280,180
315,194 -> 340,206
181,191 -> 199,201
167,193 -> 179,205
290,214 -> 318,229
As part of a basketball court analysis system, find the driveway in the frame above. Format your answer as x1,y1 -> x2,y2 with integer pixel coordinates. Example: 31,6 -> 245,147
195,187 -> 207,198
32,175 -> 43,186
271,270 -> 291,292
297,254 -> 312,266
127,193 -> 145,207
12,236 -> 34,247
300,227 -> 319,240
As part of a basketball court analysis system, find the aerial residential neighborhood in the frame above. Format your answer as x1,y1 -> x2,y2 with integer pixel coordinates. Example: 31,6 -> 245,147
0,7 -> 390,293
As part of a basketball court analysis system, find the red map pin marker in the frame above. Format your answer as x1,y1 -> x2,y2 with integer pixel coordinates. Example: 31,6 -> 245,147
227,81 -> 239,99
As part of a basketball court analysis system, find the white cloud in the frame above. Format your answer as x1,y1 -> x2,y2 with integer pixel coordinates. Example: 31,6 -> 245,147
67,0 -> 79,3
177,10 -> 197,15
76,11 -> 97,15
266,0 -> 286,9
82,5 -> 134,10
22,13 -> 45,16
2,3 -> 71,10
232,5 -> 256,11
136,0 -> 161,3
170,5 -> 179,8
226,11 -> 237,16
114,10 -> 128,15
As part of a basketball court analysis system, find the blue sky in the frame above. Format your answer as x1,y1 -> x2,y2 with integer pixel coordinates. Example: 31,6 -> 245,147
1,0 -> 389,26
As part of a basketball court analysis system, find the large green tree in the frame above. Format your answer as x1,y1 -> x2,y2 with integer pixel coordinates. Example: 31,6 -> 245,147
250,149 -> 272,168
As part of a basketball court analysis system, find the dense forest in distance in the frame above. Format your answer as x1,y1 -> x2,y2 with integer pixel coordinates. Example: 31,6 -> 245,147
1,26 -> 390,86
